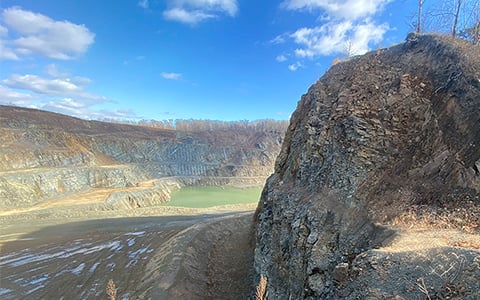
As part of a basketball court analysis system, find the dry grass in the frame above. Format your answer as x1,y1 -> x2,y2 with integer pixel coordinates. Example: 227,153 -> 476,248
415,253 -> 468,300
106,279 -> 117,300
390,205 -> 480,234
255,275 -> 268,300
331,58 -> 342,66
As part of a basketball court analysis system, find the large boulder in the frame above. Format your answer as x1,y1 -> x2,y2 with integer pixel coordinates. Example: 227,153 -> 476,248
254,34 -> 480,299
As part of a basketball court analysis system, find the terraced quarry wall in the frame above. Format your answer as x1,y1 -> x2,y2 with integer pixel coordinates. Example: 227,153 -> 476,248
0,106 -> 285,209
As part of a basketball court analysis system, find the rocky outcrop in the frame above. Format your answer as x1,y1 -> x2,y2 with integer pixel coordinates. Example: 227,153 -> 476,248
0,165 -> 146,209
254,34 -> 480,299
0,106 -> 285,209
105,178 -> 181,210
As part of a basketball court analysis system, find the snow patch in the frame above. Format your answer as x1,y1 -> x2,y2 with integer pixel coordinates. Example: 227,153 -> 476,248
27,275 -> 49,286
106,262 -> 116,271
128,247 -> 150,259
3,240 -> 122,267
71,262 -> 85,275
89,262 -> 100,273
25,284 -> 45,295
0,288 -> 13,296
125,231 -> 145,236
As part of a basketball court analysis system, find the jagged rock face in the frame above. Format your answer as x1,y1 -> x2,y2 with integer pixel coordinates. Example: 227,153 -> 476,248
0,107 -> 284,209
254,35 -> 480,299
105,178 -> 181,210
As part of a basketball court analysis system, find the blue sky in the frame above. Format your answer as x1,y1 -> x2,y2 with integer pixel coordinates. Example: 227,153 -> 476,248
0,0 -> 418,121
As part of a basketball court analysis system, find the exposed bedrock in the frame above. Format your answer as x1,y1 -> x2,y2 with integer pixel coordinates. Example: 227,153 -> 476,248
0,107 -> 285,208
0,166 -> 146,209
105,178 -> 181,210
254,34 -> 480,299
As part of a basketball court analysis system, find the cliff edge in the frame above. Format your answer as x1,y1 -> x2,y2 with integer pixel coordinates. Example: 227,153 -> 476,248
0,106 -> 285,210
254,34 -> 480,299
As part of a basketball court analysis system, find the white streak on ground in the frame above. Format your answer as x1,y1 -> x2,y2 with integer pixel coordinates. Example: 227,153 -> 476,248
26,275 -> 49,286
128,246 -> 150,259
25,284 -> 45,295
0,288 -> 13,296
2,240 -> 122,267
89,262 -> 100,273
71,262 -> 85,275
125,231 -> 145,236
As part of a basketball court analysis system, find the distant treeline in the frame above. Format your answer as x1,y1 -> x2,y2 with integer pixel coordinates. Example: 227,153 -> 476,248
107,118 -> 290,133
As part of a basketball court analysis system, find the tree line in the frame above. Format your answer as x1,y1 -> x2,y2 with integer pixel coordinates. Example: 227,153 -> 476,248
107,118 -> 290,133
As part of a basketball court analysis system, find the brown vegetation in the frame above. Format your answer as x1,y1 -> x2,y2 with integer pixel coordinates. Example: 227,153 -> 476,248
255,275 -> 268,300
106,279 -> 117,300
113,118 -> 289,133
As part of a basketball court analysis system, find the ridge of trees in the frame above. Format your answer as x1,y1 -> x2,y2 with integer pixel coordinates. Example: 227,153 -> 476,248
105,118 -> 290,133
414,0 -> 479,44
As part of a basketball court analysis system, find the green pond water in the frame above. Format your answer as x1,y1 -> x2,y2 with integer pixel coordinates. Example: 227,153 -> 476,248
164,186 -> 263,208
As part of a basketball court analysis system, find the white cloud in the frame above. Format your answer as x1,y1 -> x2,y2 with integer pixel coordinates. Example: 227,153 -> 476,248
0,73 -> 133,120
291,20 -> 388,57
163,0 -> 238,24
4,74 -> 80,95
0,7 -> 95,60
0,25 -> 7,36
275,0 -> 391,69
175,0 -> 238,16
276,54 -> 288,62
0,40 -> 19,60
281,0 -> 391,20
2,73 -> 106,105
288,62 -> 303,71
44,63 -> 69,78
163,8 -> 215,24
0,85 -> 35,106
270,34 -> 288,44
160,72 -> 182,80
38,99 -> 137,120
291,21 -> 351,57
138,0 -> 149,9
350,20 -> 388,54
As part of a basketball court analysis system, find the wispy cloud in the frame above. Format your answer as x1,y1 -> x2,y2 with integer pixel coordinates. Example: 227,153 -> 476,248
281,0 -> 391,20
276,54 -> 288,62
288,62 -> 303,71
163,0 -> 238,24
39,98 -> 138,120
160,72 -> 182,80
270,34 -> 288,45
138,0 -> 149,9
0,25 -> 7,36
123,55 -> 146,65
2,74 -> 104,102
0,67 -> 125,120
0,85 -> 35,106
0,7 -> 95,60
44,63 -> 69,78
275,0 -> 391,70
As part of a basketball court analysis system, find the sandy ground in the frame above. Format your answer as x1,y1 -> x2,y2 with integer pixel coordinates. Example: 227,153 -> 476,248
0,204 -> 256,300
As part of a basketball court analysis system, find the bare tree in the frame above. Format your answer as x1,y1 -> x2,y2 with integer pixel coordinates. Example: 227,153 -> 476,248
417,0 -> 426,33
461,21 -> 480,44
343,39 -> 356,58
452,0 -> 463,37
417,0 -> 480,43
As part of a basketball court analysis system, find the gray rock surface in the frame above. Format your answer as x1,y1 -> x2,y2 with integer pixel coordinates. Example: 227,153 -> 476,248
0,107 -> 285,208
254,35 -> 480,299
105,178 -> 181,210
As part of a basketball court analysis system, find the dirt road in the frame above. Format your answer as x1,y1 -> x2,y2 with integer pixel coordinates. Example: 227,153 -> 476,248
0,210 -> 255,299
